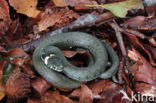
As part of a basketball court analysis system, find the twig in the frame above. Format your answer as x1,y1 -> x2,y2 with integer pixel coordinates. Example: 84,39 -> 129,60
109,21 -> 127,57
118,57 -> 125,84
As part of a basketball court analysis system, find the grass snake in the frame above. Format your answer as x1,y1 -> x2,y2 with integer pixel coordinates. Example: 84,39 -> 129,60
33,32 -> 119,89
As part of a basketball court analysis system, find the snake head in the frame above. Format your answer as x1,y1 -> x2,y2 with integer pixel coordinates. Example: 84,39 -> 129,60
41,53 -> 64,72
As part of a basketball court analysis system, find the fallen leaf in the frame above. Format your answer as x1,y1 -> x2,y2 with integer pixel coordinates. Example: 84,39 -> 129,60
10,58 -> 24,66
6,72 -> 31,100
128,49 -> 156,85
53,0 -> 94,7
79,84 -> 93,103
148,38 -> 156,47
128,49 -> 156,97
32,77 -> 51,96
21,65 -> 35,78
121,16 -> 145,30
70,80 -> 130,102
9,0 -> 40,18
0,0 -> 11,37
5,19 -> 23,42
43,91 -> 75,103
138,16 -> 156,31
8,48 -> 27,58
27,98 -> 42,103
62,50 -> 88,58
37,9 -> 79,32
53,0 -> 67,7
87,0 -> 143,18
135,83 -> 156,97
0,61 -> 7,100
126,34 -> 156,66
0,46 -> 7,54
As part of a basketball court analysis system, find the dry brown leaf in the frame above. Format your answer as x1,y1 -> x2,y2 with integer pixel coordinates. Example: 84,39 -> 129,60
53,0 -> 94,7
79,84 -> 93,103
70,80 -> 130,102
10,58 -> 24,66
37,9 -> 79,32
138,16 -> 156,31
9,0 -> 40,18
43,91 -> 75,103
127,34 -> 156,66
121,16 -> 145,29
0,0 -> 11,37
27,98 -> 42,103
0,61 -> 7,100
21,65 -> 35,78
32,77 -> 51,96
8,48 -> 27,58
62,50 -> 88,58
135,83 -> 156,97
53,0 -> 67,7
128,49 -> 156,85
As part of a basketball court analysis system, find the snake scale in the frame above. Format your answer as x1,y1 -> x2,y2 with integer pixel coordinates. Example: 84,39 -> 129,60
33,32 -> 119,89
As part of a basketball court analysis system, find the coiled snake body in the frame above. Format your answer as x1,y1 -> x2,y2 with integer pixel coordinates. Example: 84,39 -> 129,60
33,32 -> 119,89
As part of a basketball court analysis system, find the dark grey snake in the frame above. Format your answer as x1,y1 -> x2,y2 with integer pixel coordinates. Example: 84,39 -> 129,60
33,32 -> 119,89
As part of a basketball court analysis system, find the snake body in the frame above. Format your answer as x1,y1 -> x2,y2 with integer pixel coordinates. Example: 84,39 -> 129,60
33,32 -> 119,89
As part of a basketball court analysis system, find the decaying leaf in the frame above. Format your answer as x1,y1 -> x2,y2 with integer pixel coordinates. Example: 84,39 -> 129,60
7,48 -> 28,58
53,0 -> 94,7
27,98 -> 42,103
138,16 -> 156,31
87,0 -> 143,18
32,77 -> 51,96
9,0 -> 40,18
126,34 -> 156,66
121,16 -> 145,29
43,91 -> 76,103
37,9 -> 79,32
128,49 -> 156,97
0,61 -> 7,100
70,80 -> 130,102
62,50 -> 88,58
53,0 -> 67,7
80,84 -> 93,103
6,72 -> 31,101
0,0 -> 11,37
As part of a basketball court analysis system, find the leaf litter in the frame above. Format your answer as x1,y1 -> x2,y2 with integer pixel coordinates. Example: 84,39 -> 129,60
0,0 -> 156,102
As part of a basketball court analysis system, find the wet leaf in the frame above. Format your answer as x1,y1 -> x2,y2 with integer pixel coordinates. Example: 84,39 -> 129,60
138,16 -> 156,31
53,0 -> 94,7
10,58 -> 24,66
79,84 -> 93,103
8,48 -> 27,58
128,49 -> 156,84
87,0 -> 143,18
53,0 -> 67,7
43,91 -> 75,103
62,50 -> 88,58
0,0 -> 11,36
128,49 -> 156,97
70,80 -> 130,102
32,77 -> 51,96
121,16 -> 145,29
27,98 -> 42,103
0,61 -> 7,100
126,34 -> 156,66
37,9 -> 79,32
9,0 -> 40,18
21,65 -> 35,78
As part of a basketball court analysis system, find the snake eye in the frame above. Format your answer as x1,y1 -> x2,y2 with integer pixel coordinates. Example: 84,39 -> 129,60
41,54 -> 47,61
